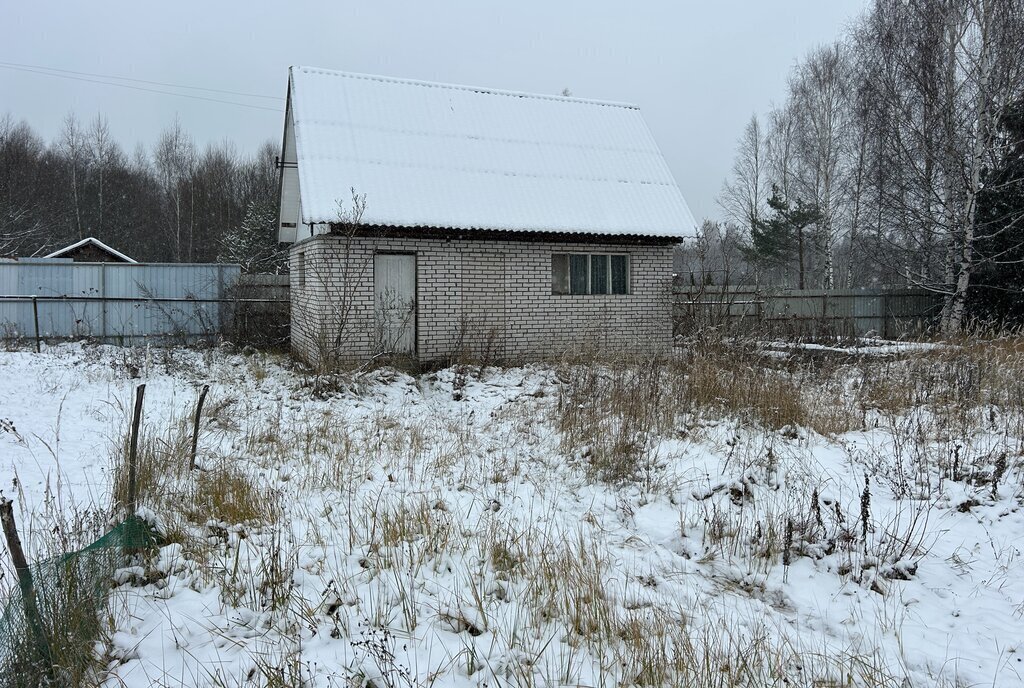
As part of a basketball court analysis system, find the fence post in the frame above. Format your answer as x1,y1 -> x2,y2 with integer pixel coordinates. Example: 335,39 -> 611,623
189,384 -> 209,470
127,384 -> 145,516
0,497 -> 53,676
880,292 -> 889,339
31,296 -> 40,353
216,265 -> 227,340
100,263 -> 107,342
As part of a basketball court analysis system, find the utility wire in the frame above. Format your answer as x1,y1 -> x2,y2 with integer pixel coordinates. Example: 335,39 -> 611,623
0,60 -> 283,100
0,62 -> 282,113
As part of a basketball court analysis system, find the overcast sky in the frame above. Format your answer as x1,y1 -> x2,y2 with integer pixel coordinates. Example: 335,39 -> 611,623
2,0 -> 865,223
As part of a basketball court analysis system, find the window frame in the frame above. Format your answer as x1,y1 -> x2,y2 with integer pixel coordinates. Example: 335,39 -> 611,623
551,252 -> 630,295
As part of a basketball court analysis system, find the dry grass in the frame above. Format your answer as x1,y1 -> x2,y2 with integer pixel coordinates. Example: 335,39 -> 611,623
188,466 -> 278,526
681,348 -> 811,430
109,391 -> 280,536
497,524 -> 912,687
556,357 -> 674,484
558,337 -> 1024,487
554,344 -> 861,485
858,338 -> 1024,437
526,530 -> 617,638
367,496 -> 455,560
110,408 -> 192,512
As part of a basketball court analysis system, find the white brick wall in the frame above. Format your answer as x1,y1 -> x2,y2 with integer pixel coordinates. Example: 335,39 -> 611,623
289,233 -> 674,365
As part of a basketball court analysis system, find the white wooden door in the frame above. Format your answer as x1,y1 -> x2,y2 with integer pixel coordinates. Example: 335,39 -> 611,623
374,253 -> 416,355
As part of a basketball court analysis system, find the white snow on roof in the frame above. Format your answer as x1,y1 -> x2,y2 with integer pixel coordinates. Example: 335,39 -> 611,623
289,67 -> 697,238
44,237 -> 137,263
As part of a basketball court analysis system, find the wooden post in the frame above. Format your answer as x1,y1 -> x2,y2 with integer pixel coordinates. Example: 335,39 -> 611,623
127,384 -> 145,515
100,263 -> 107,343
31,296 -> 40,354
0,497 -> 53,674
189,384 -> 209,470
880,292 -> 890,339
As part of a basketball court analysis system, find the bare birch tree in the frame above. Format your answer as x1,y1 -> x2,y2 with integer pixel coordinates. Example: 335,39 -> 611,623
58,113 -> 88,240
944,0 -> 1024,331
719,115 -> 767,237
154,118 -> 196,262
850,0 -> 1024,331
766,104 -> 799,206
788,44 -> 851,289
87,114 -> 119,237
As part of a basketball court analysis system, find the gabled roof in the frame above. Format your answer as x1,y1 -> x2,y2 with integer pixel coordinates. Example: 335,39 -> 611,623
44,237 -> 137,263
288,66 -> 697,239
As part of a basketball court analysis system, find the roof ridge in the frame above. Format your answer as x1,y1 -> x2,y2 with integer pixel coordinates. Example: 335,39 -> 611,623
291,65 -> 640,110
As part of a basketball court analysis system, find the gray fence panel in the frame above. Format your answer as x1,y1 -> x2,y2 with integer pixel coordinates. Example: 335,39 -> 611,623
675,286 -> 943,338
0,261 -> 241,342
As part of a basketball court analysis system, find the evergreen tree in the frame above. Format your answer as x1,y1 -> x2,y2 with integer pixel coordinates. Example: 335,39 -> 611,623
218,196 -> 286,273
969,98 -> 1024,325
746,187 -> 822,289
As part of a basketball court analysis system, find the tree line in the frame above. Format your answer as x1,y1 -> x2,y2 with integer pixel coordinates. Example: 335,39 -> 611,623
701,0 -> 1024,332
0,113 -> 285,272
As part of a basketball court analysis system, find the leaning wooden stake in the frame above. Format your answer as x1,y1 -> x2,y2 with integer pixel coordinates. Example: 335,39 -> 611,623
0,497 -> 53,675
189,384 -> 209,470
126,384 -> 146,516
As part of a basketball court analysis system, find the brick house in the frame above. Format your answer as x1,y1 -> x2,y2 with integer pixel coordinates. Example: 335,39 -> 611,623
277,66 -> 696,366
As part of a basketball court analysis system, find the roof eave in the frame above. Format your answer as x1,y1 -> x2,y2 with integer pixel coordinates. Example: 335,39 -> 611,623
319,223 -> 688,244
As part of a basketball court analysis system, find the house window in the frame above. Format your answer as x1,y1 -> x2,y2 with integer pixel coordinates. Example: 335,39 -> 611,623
297,251 -> 305,287
552,253 -> 630,295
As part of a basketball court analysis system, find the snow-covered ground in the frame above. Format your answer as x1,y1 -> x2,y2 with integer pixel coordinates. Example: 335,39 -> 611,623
1,342 -> 1022,687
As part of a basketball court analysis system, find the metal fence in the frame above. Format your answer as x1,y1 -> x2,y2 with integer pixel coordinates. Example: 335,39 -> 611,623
675,286 -> 944,339
226,274 -> 290,348
0,259 -> 242,344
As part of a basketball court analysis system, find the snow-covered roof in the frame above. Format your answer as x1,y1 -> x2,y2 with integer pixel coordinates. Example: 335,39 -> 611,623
44,237 -> 137,263
288,66 -> 697,239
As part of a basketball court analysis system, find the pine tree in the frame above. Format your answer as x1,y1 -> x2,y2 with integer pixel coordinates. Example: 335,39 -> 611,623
969,97 -> 1024,325
746,187 -> 822,289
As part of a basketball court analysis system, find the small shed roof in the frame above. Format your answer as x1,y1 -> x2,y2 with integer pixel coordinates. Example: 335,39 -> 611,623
288,66 -> 697,239
44,237 -> 137,263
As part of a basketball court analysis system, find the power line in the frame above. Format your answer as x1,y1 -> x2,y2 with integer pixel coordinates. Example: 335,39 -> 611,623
0,63 -> 282,112
0,62 -> 283,113
0,60 -> 283,101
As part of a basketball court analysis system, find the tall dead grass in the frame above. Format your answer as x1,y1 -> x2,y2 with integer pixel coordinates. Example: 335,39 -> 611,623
109,393 -> 277,530
556,356 -> 676,484
187,466 -> 279,526
555,343 -> 859,483
681,347 -> 811,430
508,527 -> 910,687
110,407 -> 192,512
859,337 -> 1024,429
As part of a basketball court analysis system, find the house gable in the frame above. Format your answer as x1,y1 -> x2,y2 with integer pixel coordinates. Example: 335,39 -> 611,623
44,237 -> 137,263
277,83 -> 302,243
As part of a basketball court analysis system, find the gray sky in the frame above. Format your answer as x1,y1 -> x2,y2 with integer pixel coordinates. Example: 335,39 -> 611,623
2,0 -> 865,223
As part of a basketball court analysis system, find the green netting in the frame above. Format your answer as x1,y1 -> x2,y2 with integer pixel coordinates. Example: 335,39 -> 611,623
0,516 -> 157,687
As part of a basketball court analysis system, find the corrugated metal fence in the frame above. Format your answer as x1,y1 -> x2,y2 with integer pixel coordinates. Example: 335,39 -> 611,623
0,259 -> 242,344
675,286 -> 944,338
